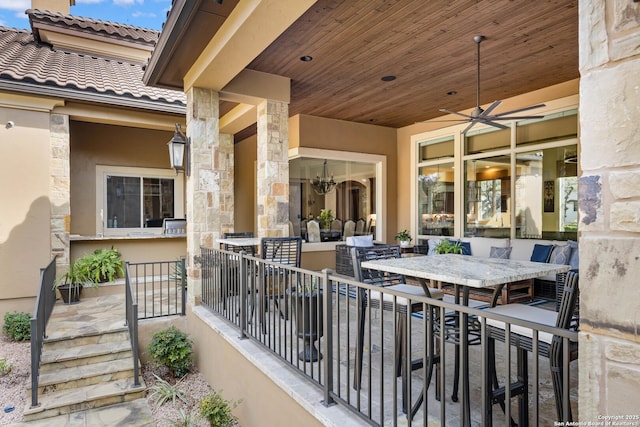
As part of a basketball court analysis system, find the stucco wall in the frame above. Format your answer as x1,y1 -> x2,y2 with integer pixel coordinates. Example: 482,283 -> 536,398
234,135 -> 257,234
70,238 -> 186,264
69,121 -> 176,236
0,106 -> 52,314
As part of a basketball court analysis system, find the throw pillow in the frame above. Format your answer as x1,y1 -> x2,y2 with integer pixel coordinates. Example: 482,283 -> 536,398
549,244 -> 572,265
490,246 -> 512,259
346,235 -> 374,247
460,241 -> 472,256
567,240 -> 579,270
530,244 -> 553,263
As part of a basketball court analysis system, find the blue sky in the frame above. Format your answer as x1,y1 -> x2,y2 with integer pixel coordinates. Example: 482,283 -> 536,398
0,0 -> 171,30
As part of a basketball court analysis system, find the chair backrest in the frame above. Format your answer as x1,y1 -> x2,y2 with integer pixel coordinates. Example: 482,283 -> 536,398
261,237 -> 302,267
343,220 -> 356,238
222,231 -> 255,255
555,269 -> 579,330
365,218 -> 372,235
330,219 -> 342,232
412,244 -> 429,255
355,218 -> 366,234
306,220 -> 321,242
351,245 -> 404,287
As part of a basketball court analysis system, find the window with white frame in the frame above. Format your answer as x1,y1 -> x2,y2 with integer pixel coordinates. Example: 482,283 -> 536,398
96,166 -> 184,235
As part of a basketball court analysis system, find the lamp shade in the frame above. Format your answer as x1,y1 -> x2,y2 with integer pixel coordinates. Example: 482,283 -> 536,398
167,123 -> 188,173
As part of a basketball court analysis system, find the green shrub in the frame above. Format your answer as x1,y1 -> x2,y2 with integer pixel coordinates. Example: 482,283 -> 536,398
0,357 -> 12,376
148,326 -> 193,378
198,390 -> 239,427
169,409 -> 197,427
3,312 -> 31,341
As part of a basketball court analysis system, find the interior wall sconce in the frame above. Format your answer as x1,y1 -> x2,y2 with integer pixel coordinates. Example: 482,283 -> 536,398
167,123 -> 190,176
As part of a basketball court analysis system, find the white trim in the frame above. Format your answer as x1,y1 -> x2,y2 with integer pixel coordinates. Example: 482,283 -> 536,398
95,165 -> 185,237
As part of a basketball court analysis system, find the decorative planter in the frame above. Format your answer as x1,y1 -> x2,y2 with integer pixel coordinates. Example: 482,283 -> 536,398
57,283 -> 83,304
292,291 -> 324,362
399,240 -> 410,248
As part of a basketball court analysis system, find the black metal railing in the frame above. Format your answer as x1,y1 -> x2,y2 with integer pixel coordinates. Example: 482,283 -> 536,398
126,259 -> 186,319
29,257 -> 57,408
200,246 -> 579,426
124,263 -> 140,387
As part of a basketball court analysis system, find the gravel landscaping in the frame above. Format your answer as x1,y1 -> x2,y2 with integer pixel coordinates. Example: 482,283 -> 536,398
0,335 -> 232,426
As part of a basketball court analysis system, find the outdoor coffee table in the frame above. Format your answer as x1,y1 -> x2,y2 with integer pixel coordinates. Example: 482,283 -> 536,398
361,254 -> 570,426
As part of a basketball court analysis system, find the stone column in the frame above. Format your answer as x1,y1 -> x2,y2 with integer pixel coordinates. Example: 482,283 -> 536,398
578,0 -> 640,419
185,87 -> 234,305
256,99 -> 289,238
50,113 -> 70,268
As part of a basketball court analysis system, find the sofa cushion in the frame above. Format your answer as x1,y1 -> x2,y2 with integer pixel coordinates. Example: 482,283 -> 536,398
548,244 -> 572,265
530,244 -> 553,263
490,246 -> 512,259
567,240 -> 579,270
462,237 -> 509,258
427,238 -> 442,255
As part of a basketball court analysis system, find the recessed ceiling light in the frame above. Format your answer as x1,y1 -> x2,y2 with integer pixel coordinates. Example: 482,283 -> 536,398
369,119 -> 377,123
447,91 -> 457,95
300,55 -> 313,62
381,75 -> 396,82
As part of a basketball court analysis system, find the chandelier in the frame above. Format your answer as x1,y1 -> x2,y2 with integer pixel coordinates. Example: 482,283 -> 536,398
311,160 -> 337,195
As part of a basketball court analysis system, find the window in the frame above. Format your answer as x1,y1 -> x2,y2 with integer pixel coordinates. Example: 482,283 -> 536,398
97,166 -> 184,236
418,162 -> 454,236
465,156 -> 511,238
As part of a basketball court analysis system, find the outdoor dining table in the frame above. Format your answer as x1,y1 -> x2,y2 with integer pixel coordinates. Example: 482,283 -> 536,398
216,237 -> 262,249
360,254 -> 570,426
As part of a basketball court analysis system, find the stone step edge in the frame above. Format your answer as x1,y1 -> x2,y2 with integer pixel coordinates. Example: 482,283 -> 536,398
23,380 -> 147,421
41,340 -> 132,366
28,358 -> 139,391
43,327 -> 129,345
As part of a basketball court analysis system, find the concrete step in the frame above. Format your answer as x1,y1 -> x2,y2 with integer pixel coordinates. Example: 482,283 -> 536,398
29,358 -> 138,395
23,377 -> 147,422
43,328 -> 130,351
40,340 -> 132,372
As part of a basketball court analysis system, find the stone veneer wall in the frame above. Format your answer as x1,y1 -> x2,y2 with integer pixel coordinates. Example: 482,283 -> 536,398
50,113 -> 70,268
186,87 -> 234,304
578,0 -> 640,419
256,99 -> 289,237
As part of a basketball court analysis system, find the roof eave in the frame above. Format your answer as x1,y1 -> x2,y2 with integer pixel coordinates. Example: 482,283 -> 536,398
143,0 -> 200,90
0,80 -> 186,115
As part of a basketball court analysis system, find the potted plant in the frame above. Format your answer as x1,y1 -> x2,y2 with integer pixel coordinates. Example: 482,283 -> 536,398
84,247 -> 124,283
317,209 -> 334,230
394,229 -> 413,248
54,256 -> 97,304
289,277 -> 323,362
435,239 -> 463,254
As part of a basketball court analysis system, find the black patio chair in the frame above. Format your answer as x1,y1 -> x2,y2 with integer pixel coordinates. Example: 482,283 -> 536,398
350,245 -> 444,414
258,237 -> 302,332
483,269 -> 579,425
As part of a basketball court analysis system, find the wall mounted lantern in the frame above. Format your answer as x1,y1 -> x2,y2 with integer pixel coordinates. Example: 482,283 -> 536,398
168,123 -> 190,176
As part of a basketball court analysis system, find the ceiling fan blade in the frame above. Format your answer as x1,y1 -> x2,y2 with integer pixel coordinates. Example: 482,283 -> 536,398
416,119 -> 470,124
462,121 -> 478,134
489,115 -> 545,120
479,100 -> 502,117
481,120 -> 510,130
492,103 -> 546,117
439,108 -> 474,120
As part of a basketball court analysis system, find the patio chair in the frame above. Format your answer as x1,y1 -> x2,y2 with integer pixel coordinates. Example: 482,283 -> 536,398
258,237 -> 302,332
306,220 -> 321,242
343,220 -> 355,239
483,269 -> 579,425
220,232 -> 255,310
350,245 -> 444,414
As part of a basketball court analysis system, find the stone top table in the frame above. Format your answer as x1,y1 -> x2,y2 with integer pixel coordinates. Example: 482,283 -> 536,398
361,253 -> 570,289
361,253 -> 570,427
216,237 -> 262,247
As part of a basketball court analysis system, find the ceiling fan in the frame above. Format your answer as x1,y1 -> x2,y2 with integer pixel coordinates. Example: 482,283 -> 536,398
435,35 -> 546,134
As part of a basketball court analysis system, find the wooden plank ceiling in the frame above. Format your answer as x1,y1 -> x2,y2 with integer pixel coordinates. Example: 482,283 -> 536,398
234,0 -> 578,141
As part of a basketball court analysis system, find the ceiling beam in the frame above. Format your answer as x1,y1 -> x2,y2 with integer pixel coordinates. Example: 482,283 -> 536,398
184,0 -> 316,91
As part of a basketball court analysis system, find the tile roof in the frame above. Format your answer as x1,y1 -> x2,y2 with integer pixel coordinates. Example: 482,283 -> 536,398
0,25 -> 185,111
27,9 -> 160,46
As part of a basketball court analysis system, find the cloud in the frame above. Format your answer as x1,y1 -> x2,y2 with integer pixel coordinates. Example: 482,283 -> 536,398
132,11 -> 156,18
0,0 -> 29,12
113,0 -> 143,6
